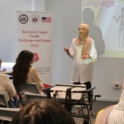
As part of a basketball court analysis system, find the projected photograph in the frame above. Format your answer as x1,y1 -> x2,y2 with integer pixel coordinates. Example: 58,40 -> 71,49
82,0 -> 124,58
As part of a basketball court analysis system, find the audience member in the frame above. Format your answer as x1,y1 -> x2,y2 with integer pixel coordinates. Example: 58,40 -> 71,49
0,73 -> 17,107
11,99 -> 76,124
0,59 -> 20,110
12,50 -> 44,91
12,50 -> 44,106
95,81 -> 124,124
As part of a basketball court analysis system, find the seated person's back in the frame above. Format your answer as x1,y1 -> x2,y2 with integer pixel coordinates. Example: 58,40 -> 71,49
0,73 -> 16,107
12,50 -> 44,106
26,66 -> 44,90
12,50 -> 44,91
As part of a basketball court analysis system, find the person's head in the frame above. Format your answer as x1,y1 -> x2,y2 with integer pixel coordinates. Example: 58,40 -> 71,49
78,23 -> 89,38
11,99 -> 76,124
16,50 -> 34,66
12,50 -> 34,85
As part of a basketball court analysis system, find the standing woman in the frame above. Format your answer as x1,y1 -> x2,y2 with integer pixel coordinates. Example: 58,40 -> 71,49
12,50 -> 44,92
64,23 -> 97,112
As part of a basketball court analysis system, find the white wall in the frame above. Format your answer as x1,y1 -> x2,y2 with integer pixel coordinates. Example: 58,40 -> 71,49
34,0 -> 45,11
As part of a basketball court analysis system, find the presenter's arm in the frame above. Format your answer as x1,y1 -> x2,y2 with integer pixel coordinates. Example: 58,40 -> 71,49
82,40 -> 97,60
31,68 -> 44,91
63,39 -> 75,57
63,47 -> 70,55
89,40 -> 97,62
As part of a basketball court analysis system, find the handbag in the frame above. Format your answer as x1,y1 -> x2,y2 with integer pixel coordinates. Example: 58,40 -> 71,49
8,96 -> 20,108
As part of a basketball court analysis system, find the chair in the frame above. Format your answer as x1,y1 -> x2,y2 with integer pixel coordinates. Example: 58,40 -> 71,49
15,83 -> 41,94
24,92 -> 47,103
15,83 -> 41,106
0,108 -> 20,122
0,92 -> 9,107
50,85 -> 97,124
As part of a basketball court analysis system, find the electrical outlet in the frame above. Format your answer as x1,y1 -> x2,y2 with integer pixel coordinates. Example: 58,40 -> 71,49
113,84 -> 122,89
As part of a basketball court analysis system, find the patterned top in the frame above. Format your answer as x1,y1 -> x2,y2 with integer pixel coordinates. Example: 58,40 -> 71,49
107,101 -> 124,124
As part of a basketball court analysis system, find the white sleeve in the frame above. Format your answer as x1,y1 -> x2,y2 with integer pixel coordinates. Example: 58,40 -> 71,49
69,39 -> 75,58
89,40 -> 97,63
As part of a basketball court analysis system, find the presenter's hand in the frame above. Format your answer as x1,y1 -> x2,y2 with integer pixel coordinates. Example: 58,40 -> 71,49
82,54 -> 88,59
63,47 -> 70,55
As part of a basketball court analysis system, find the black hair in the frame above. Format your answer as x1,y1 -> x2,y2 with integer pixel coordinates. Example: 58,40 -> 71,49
12,50 -> 34,85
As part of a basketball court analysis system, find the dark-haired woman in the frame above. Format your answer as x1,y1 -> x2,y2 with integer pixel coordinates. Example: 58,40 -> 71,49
12,50 -> 44,91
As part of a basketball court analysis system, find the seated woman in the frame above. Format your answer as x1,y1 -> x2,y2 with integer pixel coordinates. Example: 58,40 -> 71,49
0,73 -> 17,107
95,81 -> 124,124
12,50 -> 44,105
11,99 -> 76,124
0,74 -> 18,124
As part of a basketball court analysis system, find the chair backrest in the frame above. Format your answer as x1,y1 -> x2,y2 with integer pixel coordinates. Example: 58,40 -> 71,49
15,83 -> 41,94
24,92 -> 47,103
15,83 -> 41,106
0,108 -> 20,121
0,92 -> 9,107
56,83 -> 86,88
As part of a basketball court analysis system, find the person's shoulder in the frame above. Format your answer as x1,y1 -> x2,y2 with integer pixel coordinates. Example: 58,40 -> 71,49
87,37 -> 93,41
0,73 -> 8,78
29,67 -> 36,73
72,38 -> 77,43
87,37 -> 94,44
0,73 -> 6,76
0,74 -> 10,84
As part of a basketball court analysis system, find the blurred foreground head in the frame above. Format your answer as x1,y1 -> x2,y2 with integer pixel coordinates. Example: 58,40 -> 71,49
11,99 -> 76,124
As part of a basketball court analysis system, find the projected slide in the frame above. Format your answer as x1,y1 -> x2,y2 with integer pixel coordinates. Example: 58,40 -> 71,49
82,0 -> 124,58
